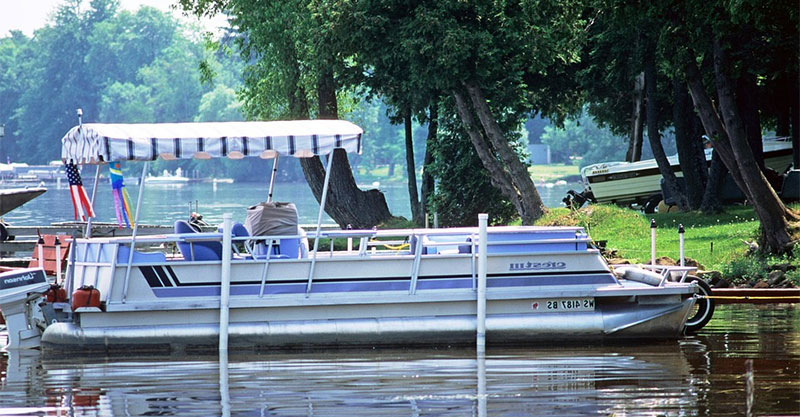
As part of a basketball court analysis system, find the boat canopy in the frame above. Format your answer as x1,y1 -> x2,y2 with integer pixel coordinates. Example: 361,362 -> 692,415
61,120 -> 363,164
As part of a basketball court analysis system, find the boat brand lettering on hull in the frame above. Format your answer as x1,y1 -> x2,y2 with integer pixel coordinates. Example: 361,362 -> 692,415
509,261 -> 566,271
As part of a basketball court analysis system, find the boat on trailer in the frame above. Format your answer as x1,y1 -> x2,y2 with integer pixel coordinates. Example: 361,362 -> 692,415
0,120 -> 712,352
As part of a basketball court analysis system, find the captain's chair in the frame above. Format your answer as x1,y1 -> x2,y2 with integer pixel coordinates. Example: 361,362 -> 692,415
174,220 -> 223,261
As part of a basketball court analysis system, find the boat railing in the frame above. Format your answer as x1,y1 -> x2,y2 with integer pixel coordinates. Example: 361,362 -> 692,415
68,227 -> 596,302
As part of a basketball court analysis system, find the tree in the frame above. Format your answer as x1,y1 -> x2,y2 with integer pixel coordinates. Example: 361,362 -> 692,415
429,102 -> 518,226
671,0 -> 799,253
13,0 -> 121,163
0,31 -> 31,163
644,39 -> 690,211
325,0 -> 592,224
98,82 -> 153,122
178,0 -> 395,228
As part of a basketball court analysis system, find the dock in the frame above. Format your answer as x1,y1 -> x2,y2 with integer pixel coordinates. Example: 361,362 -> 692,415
0,222 -> 175,254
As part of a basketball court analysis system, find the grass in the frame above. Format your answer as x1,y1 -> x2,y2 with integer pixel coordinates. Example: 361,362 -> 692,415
535,204 -> 797,274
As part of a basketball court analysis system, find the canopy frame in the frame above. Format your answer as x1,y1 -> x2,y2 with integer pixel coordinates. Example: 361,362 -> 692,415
62,120 -> 361,283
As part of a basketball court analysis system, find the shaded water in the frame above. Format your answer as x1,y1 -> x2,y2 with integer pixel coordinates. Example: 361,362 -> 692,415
1,304 -> 798,416
2,181 -> 575,227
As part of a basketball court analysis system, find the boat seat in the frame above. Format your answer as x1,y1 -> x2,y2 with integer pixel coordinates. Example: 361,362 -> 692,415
175,220 -> 223,261
416,234 -> 471,255
218,223 -> 290,260
116,245 -> 167,264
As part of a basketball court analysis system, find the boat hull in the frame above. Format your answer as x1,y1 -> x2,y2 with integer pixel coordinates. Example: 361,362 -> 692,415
0,187 -> 46,216
41,297 -> 695,351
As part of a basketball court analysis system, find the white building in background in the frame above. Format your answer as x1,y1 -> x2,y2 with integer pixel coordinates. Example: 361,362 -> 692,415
528,144 -> 551,165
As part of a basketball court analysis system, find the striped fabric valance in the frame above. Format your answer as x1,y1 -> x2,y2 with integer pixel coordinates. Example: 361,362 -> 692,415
61,120 -> 363,164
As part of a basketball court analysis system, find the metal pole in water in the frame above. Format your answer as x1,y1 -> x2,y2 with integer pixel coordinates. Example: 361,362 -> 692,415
219,348 -> 231,417
678,224 -> 685,267
477,213 -> 488,353
650,219 -> 657,266
219,213 -> 233,352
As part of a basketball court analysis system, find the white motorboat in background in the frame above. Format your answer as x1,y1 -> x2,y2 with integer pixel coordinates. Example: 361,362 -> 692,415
144,168 -> 190,185
569,136 -> 793,210
0,120 -> 712,352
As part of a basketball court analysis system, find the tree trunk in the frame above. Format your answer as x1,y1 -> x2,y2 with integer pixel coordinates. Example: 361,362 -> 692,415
736,74 -> 764,169
673,78 -> 707,209
404,112 -> 423,225
463,81 -> 546,223
711,38 -> 796,252
627,72 -> 645,162
297,71 -> 393,229
419,104 -> 438,225
685,60 -> 748,194
452,90 -> 524,218
645,52 -> 690,211
700,152 -> 725,214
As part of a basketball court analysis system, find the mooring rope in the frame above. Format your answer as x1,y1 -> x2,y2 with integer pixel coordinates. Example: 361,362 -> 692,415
698,295 -> 800,301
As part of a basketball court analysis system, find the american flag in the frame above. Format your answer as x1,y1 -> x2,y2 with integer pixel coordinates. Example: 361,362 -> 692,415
65,163 -> 95,220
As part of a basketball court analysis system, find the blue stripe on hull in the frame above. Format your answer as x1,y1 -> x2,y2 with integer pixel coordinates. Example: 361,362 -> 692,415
150,274 -> 616,298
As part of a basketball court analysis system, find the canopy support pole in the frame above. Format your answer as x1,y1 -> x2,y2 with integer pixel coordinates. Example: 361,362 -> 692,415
83,165 -> 102,238
267,155 -> 279,203
121,162 -> 148,304
306,153 -> 335,295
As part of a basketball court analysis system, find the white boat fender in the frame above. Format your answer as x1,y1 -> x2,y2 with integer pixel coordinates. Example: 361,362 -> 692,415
614,266 -> 664,287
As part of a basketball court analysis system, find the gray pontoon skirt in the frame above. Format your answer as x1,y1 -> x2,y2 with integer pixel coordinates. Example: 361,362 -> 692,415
41,300 -> 694,351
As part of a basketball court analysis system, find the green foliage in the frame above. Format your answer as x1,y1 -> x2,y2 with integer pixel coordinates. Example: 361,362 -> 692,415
99,82 -> 153,122
541,110 -> 627,168
0,0 -> 247,174
428,104 -> 517,227
722,256 -> 767,284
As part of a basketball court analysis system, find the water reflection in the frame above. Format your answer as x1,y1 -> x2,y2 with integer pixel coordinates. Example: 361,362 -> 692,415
1,305 -> 798,416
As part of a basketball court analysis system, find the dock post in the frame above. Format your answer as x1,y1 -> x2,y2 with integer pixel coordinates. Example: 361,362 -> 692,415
219,213 -> 233,352
678,224 -> 685,267
650,219 -> 657,266
477,213 -> 488,353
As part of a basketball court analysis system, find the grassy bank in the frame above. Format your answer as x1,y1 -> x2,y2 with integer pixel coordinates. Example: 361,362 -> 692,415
536,204 -> 799,283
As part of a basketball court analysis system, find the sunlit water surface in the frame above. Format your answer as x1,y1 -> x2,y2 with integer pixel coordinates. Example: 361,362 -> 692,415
2,181 -> 575,226
1,304 -> 798,416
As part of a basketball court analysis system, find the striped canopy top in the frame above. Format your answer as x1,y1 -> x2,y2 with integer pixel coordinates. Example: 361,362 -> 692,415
61,120 -> 363,164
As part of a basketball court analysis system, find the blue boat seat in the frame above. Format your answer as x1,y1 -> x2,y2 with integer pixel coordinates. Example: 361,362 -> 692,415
175,220 -> 223,261
116,245 -> 167,264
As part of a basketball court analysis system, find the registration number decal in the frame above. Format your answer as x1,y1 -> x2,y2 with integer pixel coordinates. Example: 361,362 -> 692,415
531,298 -> 595,312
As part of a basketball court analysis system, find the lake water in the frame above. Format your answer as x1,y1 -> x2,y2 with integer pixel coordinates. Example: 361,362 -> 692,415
1,304 -> 798,416
3,181 -> 575,227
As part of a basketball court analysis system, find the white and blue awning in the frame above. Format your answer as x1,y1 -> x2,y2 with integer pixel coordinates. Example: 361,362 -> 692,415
61,120 -> 363,164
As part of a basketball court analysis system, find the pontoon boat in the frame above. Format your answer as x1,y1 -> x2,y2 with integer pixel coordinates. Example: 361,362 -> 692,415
0,120 -> 712,352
